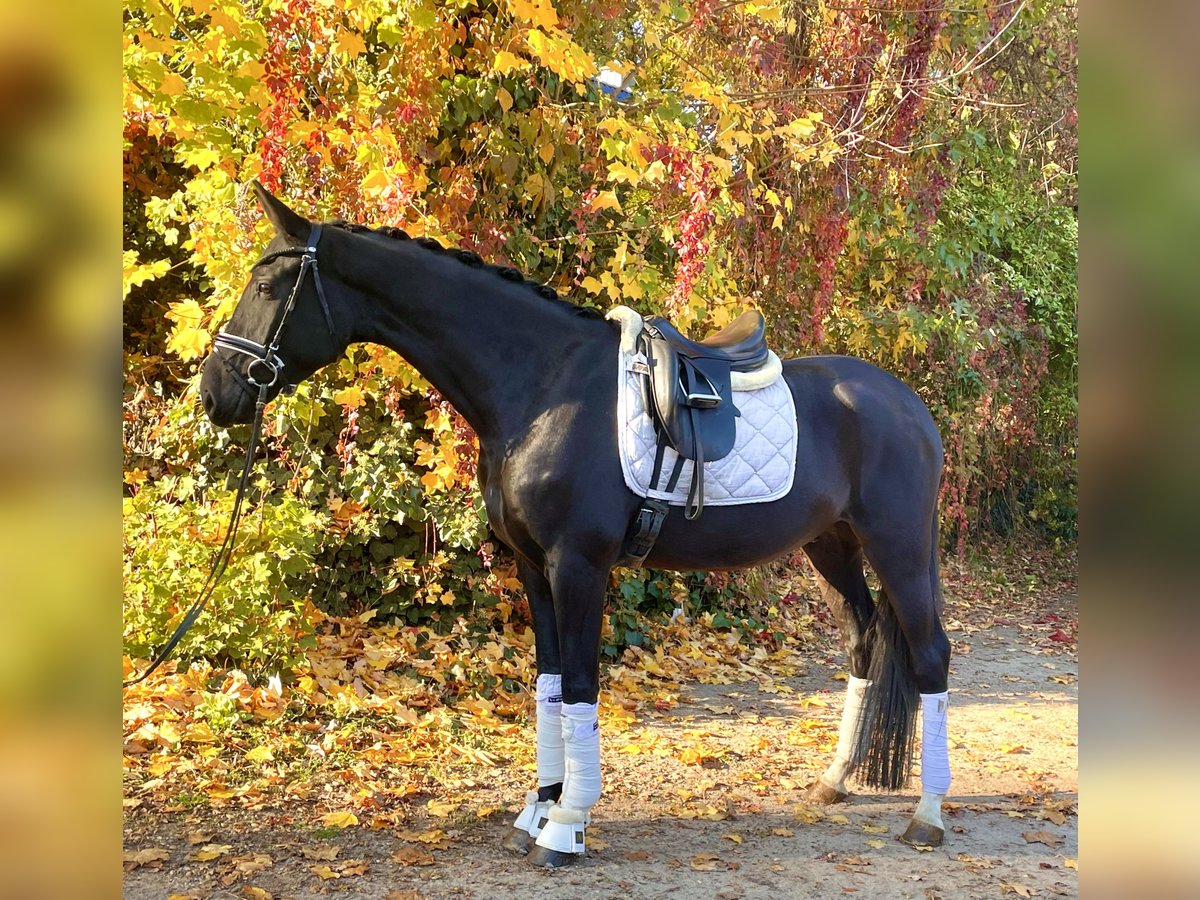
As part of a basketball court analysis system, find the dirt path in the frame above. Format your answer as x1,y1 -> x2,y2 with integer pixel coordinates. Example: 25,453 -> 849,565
124,592 -> 1078,899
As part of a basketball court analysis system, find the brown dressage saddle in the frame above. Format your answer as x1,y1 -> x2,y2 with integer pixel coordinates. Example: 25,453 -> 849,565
636,310 -> 771,521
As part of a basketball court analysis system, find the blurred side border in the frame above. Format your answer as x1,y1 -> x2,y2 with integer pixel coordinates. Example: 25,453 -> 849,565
1083,1 -> 1200,896
0,0 -> 120,897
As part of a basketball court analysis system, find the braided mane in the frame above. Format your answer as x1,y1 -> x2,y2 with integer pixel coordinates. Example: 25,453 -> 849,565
330,220 -> 603,319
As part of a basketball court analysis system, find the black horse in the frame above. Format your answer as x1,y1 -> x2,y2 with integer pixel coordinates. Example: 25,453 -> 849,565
200,184 -> 952,867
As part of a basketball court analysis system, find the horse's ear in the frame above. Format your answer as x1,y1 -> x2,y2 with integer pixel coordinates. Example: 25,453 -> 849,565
251,180 -> 310,242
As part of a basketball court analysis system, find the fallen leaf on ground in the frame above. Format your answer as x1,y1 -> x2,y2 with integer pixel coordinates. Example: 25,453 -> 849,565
1023,829 -> 1064,848
392,846 -> 435,866
396,828 -> 449,846
321,811 -> 359,828
1001,884 -> 1033,897
300,845 -> 340,861
230,853 -> 273,876
123,848 -> 170,868
193,843 -> 233,861
794,803 -> 824,823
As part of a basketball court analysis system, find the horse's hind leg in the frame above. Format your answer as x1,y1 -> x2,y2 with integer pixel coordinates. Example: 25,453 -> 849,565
801,524 -> 877,805
859,522 -> 952,846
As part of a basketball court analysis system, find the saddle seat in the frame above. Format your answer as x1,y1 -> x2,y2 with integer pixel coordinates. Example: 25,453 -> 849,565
644,310 -> 769,370
636,309 -> 776,520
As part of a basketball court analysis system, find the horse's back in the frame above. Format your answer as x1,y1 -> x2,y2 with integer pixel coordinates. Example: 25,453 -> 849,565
784,354 -> 942,460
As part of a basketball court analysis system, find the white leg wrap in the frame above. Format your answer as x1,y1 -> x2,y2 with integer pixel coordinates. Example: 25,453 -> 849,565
533,804 -> 588,854
919,691 -> 951,796
535,674 -> 564,787
820,676 -> 871,791
559,701 -> 602,811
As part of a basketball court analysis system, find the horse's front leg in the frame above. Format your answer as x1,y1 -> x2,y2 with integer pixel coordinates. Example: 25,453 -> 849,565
502,558 -> 564,856
525,549 -> 608,869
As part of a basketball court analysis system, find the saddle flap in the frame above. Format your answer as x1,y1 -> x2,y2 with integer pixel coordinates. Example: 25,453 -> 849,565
641,333 -> 738,463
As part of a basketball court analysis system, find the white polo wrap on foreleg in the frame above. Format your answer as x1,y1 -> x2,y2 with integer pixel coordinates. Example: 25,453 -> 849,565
533,702 -> 601,854
820,675 -> 871,790
559,701 -> 602,811
919,691 -> 951,795
535,673 -> 564,787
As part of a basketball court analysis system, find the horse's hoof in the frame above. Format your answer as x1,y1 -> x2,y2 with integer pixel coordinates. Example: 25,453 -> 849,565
502,826 -> 531,855
804,780 -> 849,805
526,845 -> 578,869
898,819 -> 944,847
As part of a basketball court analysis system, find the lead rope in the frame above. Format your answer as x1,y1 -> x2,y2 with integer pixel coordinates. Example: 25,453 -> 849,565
123,382 -> 271,686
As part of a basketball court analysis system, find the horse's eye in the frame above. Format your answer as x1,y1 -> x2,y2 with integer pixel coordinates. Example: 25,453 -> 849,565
256,281 -> 272,295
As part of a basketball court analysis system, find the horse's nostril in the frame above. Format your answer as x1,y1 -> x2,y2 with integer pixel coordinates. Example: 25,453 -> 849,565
202,389 -> 214,416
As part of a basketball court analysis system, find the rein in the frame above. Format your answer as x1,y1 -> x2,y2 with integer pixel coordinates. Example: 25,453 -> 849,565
124,224 -> 333,686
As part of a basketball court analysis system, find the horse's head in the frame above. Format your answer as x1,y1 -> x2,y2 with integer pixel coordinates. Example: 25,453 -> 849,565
199,183 -> 344,426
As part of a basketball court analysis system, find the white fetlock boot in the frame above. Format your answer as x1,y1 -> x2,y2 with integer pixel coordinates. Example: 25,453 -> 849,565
531,804 -> 588,855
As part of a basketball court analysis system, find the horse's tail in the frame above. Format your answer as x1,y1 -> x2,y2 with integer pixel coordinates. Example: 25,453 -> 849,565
853,586 -> 919,790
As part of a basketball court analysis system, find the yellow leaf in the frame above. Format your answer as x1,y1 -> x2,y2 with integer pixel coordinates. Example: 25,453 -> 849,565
193,843 -> 233,861
589,191 -> 622,213
167,326 -> 211,361
496,86 -> 513,113
321,811 -> 359,829
122,251 -> 171,297
331,386 -> 365,408
867,839 -> 886,849
160,72 -> 186,96
426,797 -> 460,817
579,276 -> 603,294
723,833 -> 743,844
493,50 -> 525,74
538,143 -> 556,165
507,0 -> 559,30
310,864 -> 340,880
336,31 -> 367,58
862,823 -> 889,833
246,745 -> 274,763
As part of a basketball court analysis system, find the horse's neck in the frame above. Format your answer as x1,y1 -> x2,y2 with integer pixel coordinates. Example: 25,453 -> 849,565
337,234 -> 606,444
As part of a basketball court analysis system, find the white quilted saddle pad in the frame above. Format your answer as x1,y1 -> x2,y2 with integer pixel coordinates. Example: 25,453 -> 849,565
609,309 -> 798,507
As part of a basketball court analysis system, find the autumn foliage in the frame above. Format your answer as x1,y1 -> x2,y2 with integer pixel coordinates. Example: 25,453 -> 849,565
123,0 -> 1076,670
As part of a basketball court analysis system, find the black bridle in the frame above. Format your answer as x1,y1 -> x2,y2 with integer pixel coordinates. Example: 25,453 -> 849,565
125,224 -> 335,686
213,222 -> 337,394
